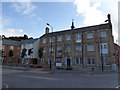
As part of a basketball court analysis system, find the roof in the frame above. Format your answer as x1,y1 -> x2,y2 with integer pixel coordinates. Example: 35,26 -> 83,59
3,39 -> 22,46
40,23 -> 111,38
21,38 -> 39,44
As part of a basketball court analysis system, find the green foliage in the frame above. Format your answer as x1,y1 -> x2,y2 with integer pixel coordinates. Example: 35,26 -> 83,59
28,48 -> 33,55
38,47 -> 43,59
21,48 -> 27,58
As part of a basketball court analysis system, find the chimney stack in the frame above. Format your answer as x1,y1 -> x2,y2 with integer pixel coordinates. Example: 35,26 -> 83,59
71,19 -> 75,30
45,27 -> 49,34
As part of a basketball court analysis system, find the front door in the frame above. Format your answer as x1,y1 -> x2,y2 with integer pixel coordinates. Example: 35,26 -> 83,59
67,58 -> 71,67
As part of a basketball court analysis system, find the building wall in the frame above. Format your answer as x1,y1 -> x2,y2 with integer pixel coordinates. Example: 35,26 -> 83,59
0,36 -> 2,61
21,40 -> 39,59
114,43 -> 120,66
2,44 -> 21,63
21,43 -> 33,58
39,24 -> 115,70
33,39 -> 39,58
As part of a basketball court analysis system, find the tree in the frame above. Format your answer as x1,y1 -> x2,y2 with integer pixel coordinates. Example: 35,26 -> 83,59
9,50 -> 14,57
38,47 -> 43,64
21,48 -> 27,58
24,34 -> 28,39
28,48 -> 33,55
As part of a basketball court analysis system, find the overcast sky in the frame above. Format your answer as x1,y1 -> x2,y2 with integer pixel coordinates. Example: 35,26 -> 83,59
1,0 -> 119,43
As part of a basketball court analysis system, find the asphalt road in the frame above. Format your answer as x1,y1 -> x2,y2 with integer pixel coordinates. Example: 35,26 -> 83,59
2,68 -> 119,88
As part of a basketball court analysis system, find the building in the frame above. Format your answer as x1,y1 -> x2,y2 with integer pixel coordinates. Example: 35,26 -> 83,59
2,39 -> 21,63
39,15 -> 116,70
114,43 -> 120,67
0,36 -> 2,63
21,38 -> 39,65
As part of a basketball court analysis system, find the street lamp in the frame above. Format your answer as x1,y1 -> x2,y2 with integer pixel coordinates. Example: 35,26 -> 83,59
47,23 -> 53,70
81,31 -> 84,68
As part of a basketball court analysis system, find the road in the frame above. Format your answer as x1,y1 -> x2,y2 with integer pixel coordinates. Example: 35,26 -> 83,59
2,68 -> 119,88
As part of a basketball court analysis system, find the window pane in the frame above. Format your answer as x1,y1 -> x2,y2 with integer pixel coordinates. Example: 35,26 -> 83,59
50,37 -> 54,42
99,31 -> 106,37
76,58 -> 79,64
99,43 -> 108,54
49,47 -> 53,53
41,57 -> 46,63
66,35 -> 71,41
87,33 -> 93,39
87,45 -> 94,51
65,45 -> 71,52
75,34 -> 81,42
42,38 -> 46,43
80,57 -> 83,64
43,48 -> 46,53
88,58 -> 91,64
57,46 -> 62,53
75,45 -> 82,51
57,36 -> 62,42
88,57 -> 95,64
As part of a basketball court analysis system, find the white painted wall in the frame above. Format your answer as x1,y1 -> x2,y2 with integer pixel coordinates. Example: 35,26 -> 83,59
21,39 -> 39,59
33,39 -> 39,58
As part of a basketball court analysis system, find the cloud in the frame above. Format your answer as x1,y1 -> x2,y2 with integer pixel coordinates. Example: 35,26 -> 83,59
11,2 -> 36,16
74,0 -> 106,26
2,28 -> 25,37
74,0 -> 119,42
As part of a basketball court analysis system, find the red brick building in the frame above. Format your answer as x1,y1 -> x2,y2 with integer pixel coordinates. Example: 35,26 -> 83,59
2,39 -> 21,63
114,43 -> 120,67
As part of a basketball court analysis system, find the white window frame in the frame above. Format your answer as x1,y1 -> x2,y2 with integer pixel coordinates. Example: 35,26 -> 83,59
41,57 -> 46,63
49,47 -> 53,53
66,35 -> 71,41
43,48 -> 46,53
75,57 -> 82,64
99,31 -> 106,37
75,34 -> 81,42
99,43 -> 108,54
87,32 -> 93,39
57,46 -> 62,53
87,44 -> 94,51
87,57 -> 95,65
75,45 -> 82,52
42,38 -> 46,43
50,37 -> 54,42
65,45 -> 71,52
57,36 -> 62,42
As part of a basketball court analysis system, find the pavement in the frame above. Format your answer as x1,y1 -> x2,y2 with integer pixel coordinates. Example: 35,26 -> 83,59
2,83 -> 8,89
2,64 -> 119,88
2,64 -> 119,75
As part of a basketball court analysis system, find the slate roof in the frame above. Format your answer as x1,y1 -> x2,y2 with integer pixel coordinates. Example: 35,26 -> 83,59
21,38 -> 39,44
40,23 -> 111,38
3,39 -> 22,46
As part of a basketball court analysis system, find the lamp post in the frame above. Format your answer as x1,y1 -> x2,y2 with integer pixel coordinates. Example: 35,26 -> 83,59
81,31 -> 84,68
47,23 -> 53,70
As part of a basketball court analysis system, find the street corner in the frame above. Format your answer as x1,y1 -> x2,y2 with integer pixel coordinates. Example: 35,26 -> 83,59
2,83 -> 9,89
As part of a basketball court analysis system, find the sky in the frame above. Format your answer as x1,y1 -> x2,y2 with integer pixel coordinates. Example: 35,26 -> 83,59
1,0 -> 119,43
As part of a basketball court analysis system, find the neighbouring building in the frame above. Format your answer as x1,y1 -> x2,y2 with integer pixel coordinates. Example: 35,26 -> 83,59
2,39 -> 21,63
39,14 -> 116,70
21,38 -> 39,65
0,36 -> 2,62
114,43 -> 120,67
